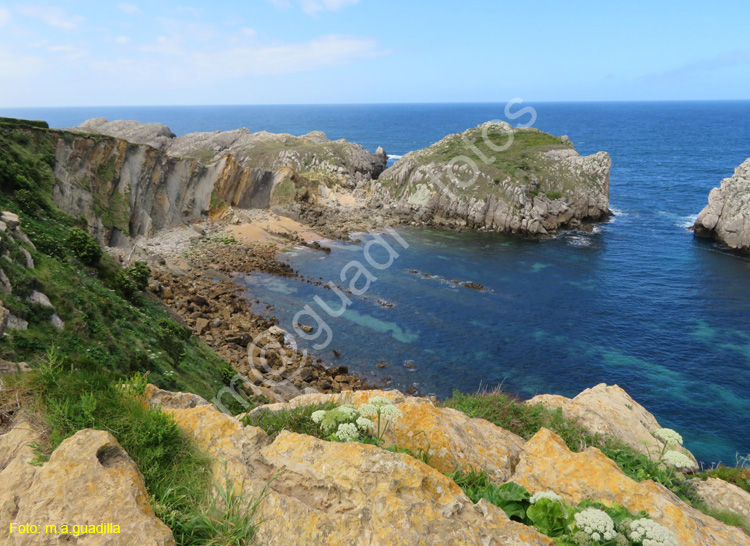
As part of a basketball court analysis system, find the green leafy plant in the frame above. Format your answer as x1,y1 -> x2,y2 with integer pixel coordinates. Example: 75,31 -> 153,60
527,497 -> 573,537
67,227 -> 102,265
126,261 -> 151,291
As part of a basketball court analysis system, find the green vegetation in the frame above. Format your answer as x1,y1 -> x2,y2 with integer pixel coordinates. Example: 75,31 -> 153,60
444,390 -> 695,499
1,358 -> 264,545
0,122 -> 233,399
448,469 -> 656,544
67,227 -> 102,265
243,402 -> 337,440
0,116 -> 49,129
698,460 -> 750,494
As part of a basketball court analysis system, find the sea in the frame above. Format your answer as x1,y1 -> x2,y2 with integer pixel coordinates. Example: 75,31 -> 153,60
4,101 -> 750,464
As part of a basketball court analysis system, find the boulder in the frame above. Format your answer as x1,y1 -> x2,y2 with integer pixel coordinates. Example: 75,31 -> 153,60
695,158 -> 750,250
0,422 -> 174,545
251,389 -> 524,482
527,383 -> 697,468
513,428 -> 750,546
0,212 -> 19,230
690,477 -> 750,528
166,402 -> 554,546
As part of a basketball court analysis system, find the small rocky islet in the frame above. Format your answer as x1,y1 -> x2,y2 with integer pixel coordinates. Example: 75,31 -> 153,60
0,115 -> 749,544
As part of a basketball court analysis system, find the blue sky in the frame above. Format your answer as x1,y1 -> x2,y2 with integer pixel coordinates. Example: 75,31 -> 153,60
0,0 -> 749,106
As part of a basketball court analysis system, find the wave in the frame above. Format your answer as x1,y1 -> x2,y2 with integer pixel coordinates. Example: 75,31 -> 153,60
387,154 -> 403,160
677,214 -> 698,229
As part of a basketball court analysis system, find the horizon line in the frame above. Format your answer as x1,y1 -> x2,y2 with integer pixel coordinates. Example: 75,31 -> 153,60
3,99 -> 750,109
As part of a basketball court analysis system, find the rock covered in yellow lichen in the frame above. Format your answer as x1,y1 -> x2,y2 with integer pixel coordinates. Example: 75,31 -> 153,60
513,428 -> 750,546
527,383 -> 697,468
250,389 -> 524,481
0,421 -> 174,545
166,401 -> 553,545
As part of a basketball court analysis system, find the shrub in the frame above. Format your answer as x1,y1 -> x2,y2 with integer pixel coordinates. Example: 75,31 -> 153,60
126,261 -> 151,291
67,228 -> 102,265
112,271 -> 137,298
15,188 -> 46,216
30,232 -> 66,259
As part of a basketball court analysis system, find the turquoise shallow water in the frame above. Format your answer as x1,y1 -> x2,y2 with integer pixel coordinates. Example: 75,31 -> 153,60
6,101 -> 750,464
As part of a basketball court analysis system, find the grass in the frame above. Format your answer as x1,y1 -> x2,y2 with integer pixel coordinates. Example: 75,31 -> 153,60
443,389 -> 701,502
443,389 -> 605,452
0,123 -> 235,400
1,356 -> 266,545
242,402 -> 337,440
697,460 -> 750,494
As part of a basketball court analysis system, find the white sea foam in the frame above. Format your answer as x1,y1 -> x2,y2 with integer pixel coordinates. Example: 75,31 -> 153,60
388,154 -> 403,160
567,235 -> 592,247
678,214 -> 698,229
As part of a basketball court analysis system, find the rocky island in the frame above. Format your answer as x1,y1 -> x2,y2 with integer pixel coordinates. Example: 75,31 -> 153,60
694,158 -> 750,251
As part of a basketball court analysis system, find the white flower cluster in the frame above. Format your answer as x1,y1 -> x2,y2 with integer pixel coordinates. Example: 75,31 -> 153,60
574,509 -> 617,543
311,410 -> 326,424
356,417 -> 375,431
654,428 -> 683,446
358,398 -> 403,421
336,423 -> 359,442
529,491 -> 562,504
628,519 -> 678,546
662,450 -> 693,469
337,404 -> 359,419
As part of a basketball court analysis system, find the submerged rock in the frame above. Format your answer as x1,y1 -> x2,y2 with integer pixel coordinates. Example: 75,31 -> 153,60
694,158 -> 750,251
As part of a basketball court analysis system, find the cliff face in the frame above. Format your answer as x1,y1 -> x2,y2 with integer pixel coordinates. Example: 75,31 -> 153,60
372,122 -> 611,235
74,118 -> 388,189
694,158 -> 750,251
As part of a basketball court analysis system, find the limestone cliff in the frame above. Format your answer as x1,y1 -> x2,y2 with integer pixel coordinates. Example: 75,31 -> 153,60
694,158 -> 750,251
74,118 -> 387,189
46,128 -> 340,245
371,122 -> 611,235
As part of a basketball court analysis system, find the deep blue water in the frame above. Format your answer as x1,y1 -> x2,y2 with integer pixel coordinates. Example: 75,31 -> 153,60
5,102 -> 750,464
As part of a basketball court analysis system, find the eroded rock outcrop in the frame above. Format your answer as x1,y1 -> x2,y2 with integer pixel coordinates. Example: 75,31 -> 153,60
690,477 -> 750,529
150,390 -> 553,546
514,428 -> 750,546
694,158 -> 750,251
527,383 -> 697,468
249,389 -> 525,482
0,419 -> 174,545
371,122 -> 611,235
74,118 -> 387,190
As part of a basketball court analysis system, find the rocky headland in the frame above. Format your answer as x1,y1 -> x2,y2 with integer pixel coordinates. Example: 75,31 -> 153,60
67,118 -> 611,241
370,122 -> 611,235
694,157 -> 750,251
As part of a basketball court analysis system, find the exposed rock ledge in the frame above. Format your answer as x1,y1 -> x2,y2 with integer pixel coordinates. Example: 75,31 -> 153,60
4,384 -> 747,545
694,158 -> 750,251
369,122 -> 611,235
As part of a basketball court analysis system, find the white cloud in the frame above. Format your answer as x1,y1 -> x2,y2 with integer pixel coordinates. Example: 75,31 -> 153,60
117,3 -> 141,15
0,7 -> 11,26
115,36 -> 131,44
240,27 -> 257,38
16,6 -> 83,30
269,0 -> 361,15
